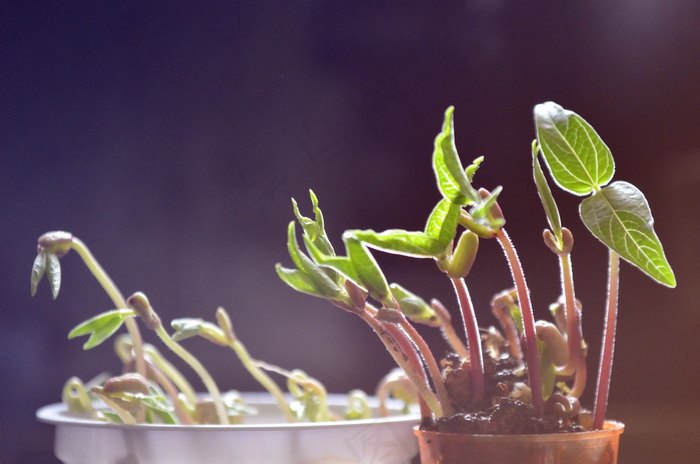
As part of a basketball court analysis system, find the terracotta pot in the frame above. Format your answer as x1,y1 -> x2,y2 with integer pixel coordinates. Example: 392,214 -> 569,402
414,421 -> 624,464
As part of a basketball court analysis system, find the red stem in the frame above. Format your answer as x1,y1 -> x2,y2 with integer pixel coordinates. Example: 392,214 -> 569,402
496,229 -> 544,416
450,277 -> 485,402
593,251 -> 620,430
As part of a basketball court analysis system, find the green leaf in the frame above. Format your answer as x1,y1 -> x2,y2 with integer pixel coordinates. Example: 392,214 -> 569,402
276,264 -> 327,297
424,198 -> 461,250
30,251 -> 48,297
286,222 -> 343,299
532,141 -> 562,238
580,181 -> 676,287
46,252 -> 62,299
389,283 -> 436,322
535,102 -> 614,195
344,233 -> 391,304
433,107 -> 480,204
68,309 -> 135,349
302,235 -> 355,285
292,190 -> 336,257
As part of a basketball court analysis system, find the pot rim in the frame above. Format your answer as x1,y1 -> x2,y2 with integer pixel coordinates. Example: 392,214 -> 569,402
413,420 -> 624,441
37,392 -> 420,432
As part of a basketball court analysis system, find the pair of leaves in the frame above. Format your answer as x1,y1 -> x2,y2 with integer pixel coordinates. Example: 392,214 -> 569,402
433,106 -> 503,229
31,251 -> 62,299
69,309 -> 135,349
535,102 -> 675,288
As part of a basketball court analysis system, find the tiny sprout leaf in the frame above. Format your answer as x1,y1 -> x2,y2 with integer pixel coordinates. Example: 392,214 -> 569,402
535,102 -> 614,195
390,283 -> 436,322
580,181 -> 676,287
68,309 -> 135,349
275,264 -> 326,297
46,252 -> 62,299
30,251 -> 48,297
286,222 -> 343,299
171,318 -> 227,345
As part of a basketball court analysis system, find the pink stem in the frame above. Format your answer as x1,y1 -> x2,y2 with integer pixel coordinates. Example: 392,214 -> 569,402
496,229 -> 544,417
450,277 -> 485,403
593,251 -> 620,430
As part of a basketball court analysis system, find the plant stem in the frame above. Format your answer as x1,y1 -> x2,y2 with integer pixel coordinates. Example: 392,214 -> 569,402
559,252 -> 587,398
430,299 -> 469,360
226,338 -> 296,422
450,277 -> 485,403
496,229 -> 544,416
360,308 -> 443,417
397,316 -> 454,416
70,238 -> 147,379
154,325 -> 229,425
593,250 -> 620,430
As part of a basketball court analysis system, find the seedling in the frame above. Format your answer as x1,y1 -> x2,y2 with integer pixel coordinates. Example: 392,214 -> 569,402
31,233 -> 381,424
277,102 -> 675,432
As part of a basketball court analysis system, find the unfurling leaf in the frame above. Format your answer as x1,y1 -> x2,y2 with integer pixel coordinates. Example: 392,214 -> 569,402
68,308 -> 135,349
532,140 -> 562,240
535,102 -> 614,195
580,181 -> 676,287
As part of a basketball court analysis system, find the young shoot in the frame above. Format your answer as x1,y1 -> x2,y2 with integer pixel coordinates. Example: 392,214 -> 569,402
278,102 -> 675,433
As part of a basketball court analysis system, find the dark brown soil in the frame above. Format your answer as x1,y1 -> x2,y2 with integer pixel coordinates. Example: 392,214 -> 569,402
421,352 -> 586,435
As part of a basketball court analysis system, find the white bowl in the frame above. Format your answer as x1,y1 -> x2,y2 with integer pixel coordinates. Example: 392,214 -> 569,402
37,392 -> 420,464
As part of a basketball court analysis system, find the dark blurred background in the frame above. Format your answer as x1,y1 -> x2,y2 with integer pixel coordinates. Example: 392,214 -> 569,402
2,1 -> 699,462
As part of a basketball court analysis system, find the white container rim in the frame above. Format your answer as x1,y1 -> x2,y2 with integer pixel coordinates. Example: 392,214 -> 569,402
37,392 -> 421,432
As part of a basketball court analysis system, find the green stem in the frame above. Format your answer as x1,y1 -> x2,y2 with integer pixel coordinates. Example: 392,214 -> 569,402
70,238 -> 147,379
593,250 -> 620,430
496,229 -> 544,416
559,253 -> 587,398
227,339 -> 296,422
154,325 -> 229,425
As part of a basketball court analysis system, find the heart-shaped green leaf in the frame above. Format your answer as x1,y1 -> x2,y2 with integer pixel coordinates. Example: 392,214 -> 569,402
580,181 -> 676,287
68,308 -> 135,349
535,102 -> 614,195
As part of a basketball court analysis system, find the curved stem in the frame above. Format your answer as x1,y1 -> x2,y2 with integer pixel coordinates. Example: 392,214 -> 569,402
593,251 -> 620,430
496,229 -> 544,416
559,253 -> 587,398
154,325 -> 229,425
398,317 -> 453,416
431,299 -> 469,360
360,308 -> 443,417
70,238 -> 146,379
227,339 -> 296,422
450,277 -> 485,403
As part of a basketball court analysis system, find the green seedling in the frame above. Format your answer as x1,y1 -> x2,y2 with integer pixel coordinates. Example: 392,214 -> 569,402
278,102 -> 675,431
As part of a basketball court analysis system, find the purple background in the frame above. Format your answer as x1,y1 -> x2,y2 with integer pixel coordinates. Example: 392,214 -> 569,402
2,1 -> 699,462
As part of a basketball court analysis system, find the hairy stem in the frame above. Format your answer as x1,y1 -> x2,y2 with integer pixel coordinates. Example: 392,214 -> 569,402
431,299 -> 469,360
559,253 -> 587,398
496,229 -> 544,416
397,316 -> 454,416
593,251 -> 620,430
360,307 -> 443,417
450,277 -> 485,403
